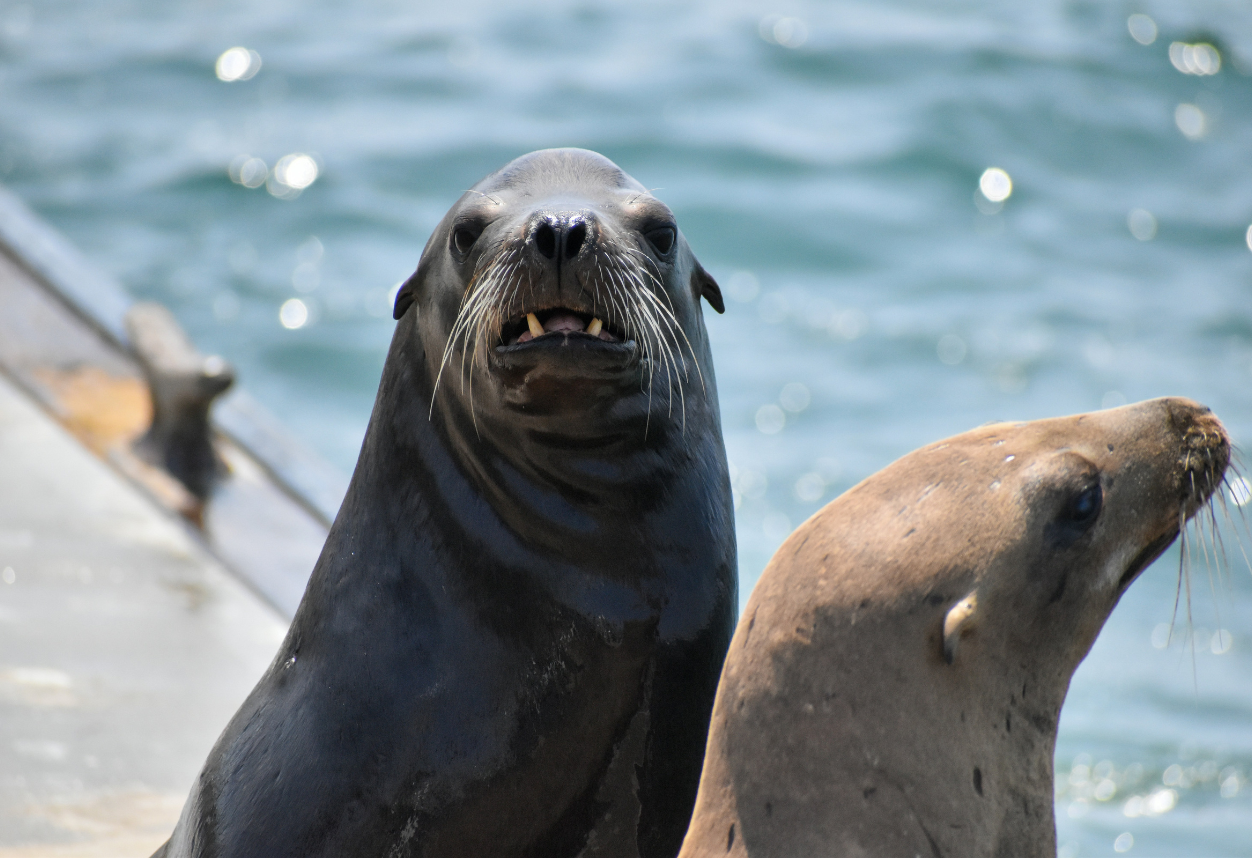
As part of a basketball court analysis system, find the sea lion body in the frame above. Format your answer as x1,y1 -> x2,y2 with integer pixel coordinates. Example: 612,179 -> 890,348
680,398 -> 1228,858
159,150 -> 736,858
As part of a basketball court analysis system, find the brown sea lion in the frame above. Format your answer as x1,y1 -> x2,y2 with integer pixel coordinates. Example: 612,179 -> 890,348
679,397 -> 1229,858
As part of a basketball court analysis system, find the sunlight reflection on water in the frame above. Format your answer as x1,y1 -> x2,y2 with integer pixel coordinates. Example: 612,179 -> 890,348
3,1 -> 1252,852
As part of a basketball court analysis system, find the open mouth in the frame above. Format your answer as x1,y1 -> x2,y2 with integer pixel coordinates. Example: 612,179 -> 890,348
499,308 -> 626,346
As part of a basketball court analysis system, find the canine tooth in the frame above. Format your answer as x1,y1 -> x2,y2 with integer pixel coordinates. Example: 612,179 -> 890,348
526,313 -> 544,338
586,318 -> 603,336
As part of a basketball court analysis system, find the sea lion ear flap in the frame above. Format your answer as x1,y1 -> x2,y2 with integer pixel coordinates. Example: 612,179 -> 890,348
392,267 -> 422,320
942,590 -> 979,665
693,262 -> 725,314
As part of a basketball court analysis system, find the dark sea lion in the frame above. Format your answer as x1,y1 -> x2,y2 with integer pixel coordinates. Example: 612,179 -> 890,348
678,397 -> 1229,858
157,149 -> 737,858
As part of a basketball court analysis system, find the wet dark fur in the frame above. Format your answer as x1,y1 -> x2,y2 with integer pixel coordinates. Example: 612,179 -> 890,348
155,150 -> 737,858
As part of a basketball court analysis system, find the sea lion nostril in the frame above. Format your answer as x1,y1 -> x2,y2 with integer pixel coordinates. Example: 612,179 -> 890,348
566,221 -> 587,258
534,222 -> 556,259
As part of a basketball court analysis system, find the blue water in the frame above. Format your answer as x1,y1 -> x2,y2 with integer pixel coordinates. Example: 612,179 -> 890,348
3,1 -> 1252,853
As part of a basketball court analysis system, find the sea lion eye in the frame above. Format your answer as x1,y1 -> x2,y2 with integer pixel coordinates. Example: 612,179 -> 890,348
646,226 -> 676,255
451,224 -> 482,255
1061,484 -> 1102,527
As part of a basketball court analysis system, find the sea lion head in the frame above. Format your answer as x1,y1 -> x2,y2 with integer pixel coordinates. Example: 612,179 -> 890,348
916,396 -> 1230,674
393,148 -> 723,438
681,397 -> 1230,858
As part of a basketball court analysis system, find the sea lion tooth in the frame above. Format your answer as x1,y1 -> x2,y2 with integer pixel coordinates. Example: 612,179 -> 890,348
942,590 -> 979,664
587,317 -> 603,336
526,312 -> 544,338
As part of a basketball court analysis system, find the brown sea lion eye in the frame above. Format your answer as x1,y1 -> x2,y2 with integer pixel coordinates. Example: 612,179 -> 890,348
451,224 -> 481,255
1043,472 -> 1104,549
1063,484 -> 1102,526
646,226 -> 676,255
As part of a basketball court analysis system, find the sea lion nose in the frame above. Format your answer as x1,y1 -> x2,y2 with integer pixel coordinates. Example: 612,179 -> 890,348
531,213 -> 593,261
1160,397 -> 1230,512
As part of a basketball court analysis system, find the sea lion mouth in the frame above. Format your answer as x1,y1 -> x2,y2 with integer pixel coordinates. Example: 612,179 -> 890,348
498,307 -> 629,347
434,234 -> 698,403
1116,529 -> 1178,592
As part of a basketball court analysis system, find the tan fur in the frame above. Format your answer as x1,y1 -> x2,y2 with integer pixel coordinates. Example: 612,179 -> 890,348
681,398 -> 1228,858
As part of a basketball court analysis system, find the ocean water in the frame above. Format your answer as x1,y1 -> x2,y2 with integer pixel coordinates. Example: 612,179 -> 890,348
3,1 -> 1252,853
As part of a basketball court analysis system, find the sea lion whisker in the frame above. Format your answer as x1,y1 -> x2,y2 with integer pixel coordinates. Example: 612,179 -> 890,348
631,276 -> 697,415
461,271 -> 507,419
434,235 -> 518,411
607,279 -> 635,356
1169,508 -> 1188,647
636,284 -> 687,422
622,271 -> 667,365
1192,476 -> 1216,575
627,295 -> 664,419
589,261 -> 601,320
1185,524 -> 1199,684
599,263 -> 633,342
496,255 -> 526,333
1204,510 -> 1229,626
611,265 -> 658,378
431,247 -> 514,412
456,297 -> 494,423
1208,501 -> 1227,570
597,248 -> 684,429
1216,472 -> 1252,576
626,274 -> 681,413
602,258 -> 634,329
1175,505 -> 1202,679
603,270 -> 631,344
464,252 -> 528,415
1206,499 -> 1229,594
621,244 -> 664,285
620,247 -> 678,322
634,279 -> 690,368
622,253 -> 705,394
622,246 -> 689,359
432,312 -> 475,413
613,260 -> 670,349
456,277 -> 497,381
604,266 -> 658,428
464,188 -> 502,205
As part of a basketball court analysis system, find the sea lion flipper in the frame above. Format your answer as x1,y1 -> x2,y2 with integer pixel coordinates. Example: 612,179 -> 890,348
942,590 -> 979,664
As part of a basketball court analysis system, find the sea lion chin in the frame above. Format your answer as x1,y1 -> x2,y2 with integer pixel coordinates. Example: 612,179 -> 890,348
155,149 -> 737,858
679,397 -> 1229,858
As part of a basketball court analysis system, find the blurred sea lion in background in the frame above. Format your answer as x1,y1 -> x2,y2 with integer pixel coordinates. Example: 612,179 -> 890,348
679,397 -> 1229,858
156,149 -> 736,858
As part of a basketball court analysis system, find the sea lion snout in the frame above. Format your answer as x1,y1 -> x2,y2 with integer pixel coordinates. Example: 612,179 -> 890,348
1165,398 -> 1230,514
1090,397 -> 1229,562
